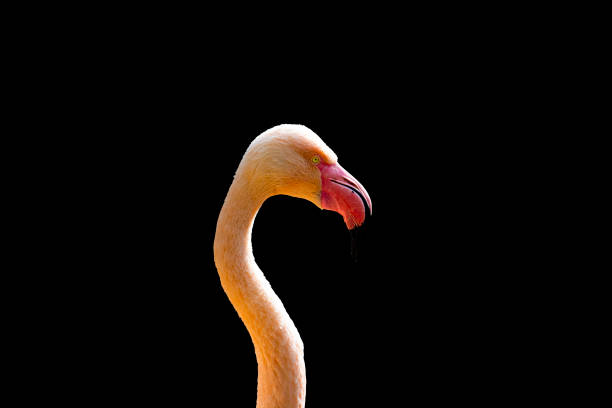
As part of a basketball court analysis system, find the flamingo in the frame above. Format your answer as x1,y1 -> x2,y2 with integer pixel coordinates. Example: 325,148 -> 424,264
214,124 -> 372,408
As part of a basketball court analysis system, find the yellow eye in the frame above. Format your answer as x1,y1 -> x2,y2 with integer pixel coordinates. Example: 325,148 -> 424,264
311,155 -> 320,164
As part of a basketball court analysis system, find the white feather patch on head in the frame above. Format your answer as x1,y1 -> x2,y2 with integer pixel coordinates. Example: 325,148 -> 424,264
251,124 -> 337,164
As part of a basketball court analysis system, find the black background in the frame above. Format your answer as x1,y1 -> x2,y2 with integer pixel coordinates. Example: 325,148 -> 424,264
17,18 -> 553,405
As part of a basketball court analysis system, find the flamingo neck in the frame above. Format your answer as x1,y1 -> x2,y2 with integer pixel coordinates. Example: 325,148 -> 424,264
214,175 -> 306,408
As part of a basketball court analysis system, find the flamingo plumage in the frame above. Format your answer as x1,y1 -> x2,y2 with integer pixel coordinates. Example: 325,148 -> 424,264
214,124 -> 371,408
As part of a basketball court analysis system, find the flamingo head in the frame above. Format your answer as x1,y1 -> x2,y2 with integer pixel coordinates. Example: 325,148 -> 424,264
242,124 -> 372,229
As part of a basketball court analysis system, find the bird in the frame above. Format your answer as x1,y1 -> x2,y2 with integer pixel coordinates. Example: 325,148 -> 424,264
214,124 -> 372,408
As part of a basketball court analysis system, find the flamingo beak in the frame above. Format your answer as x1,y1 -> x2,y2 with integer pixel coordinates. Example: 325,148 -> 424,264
317,162 -> 372,230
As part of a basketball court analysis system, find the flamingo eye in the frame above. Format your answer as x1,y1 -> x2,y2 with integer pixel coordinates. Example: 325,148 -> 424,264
311,155 -> 320,164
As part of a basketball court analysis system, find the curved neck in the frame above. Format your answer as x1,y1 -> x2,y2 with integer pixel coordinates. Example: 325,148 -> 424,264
214,174 -> 306,408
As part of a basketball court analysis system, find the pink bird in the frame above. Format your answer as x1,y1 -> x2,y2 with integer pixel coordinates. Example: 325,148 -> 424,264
214,124 -> 372,408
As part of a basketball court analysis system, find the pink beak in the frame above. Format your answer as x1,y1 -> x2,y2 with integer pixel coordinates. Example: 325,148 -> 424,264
317,162 -> 372,230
